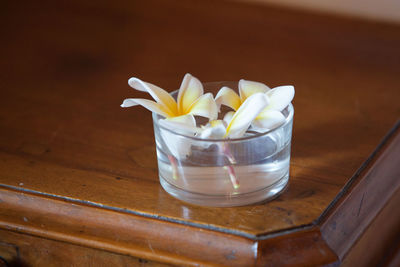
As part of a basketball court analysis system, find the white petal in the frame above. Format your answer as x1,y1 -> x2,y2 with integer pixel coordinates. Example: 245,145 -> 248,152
266,85 -> 294,111
120,98 -> 172,118
252,110 -> 286,131
128,77 -> 178,114
223,111 -> 235,125
165,114 -> 196,127
199,120 -> 227,139
238,79 -> 270,102
187,93 -> 218,121
177,73 -> 204,114
159,118 -> 201,135
225,93 -> 270,138
215,86 -> 241,111
158,120 -> 200,160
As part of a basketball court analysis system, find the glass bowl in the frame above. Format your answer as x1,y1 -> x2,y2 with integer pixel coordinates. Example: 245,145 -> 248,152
152,82 -> 294,207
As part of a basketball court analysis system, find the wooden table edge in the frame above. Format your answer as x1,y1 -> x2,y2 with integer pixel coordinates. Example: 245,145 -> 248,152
1,121 -> 399,266
320,120 -> 400,263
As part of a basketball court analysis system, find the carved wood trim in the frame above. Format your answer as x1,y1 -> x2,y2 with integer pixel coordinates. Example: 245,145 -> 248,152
320,123 -> 400,261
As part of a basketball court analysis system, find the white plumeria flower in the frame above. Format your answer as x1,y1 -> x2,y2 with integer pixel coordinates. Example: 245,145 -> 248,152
121,73 -> 219,161
121,73 -> 218,126
215,79 -> 294,132
251,85 -> 294,131
199,92 -> 270,139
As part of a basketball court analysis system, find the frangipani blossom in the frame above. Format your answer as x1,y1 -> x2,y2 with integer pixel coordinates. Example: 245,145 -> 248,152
216,79 -> 294,131
198,92 -> 270,139
252,85 -> 294,130
121,73 -> 218,124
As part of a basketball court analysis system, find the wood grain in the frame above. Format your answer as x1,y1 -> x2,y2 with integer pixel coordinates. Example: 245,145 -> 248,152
0,187 -> 259,266
256,228 -> 338,266
0,0 -> 399,265
321,126 -> 400,262
341,187 -> 400,267
0,229 -> 172,267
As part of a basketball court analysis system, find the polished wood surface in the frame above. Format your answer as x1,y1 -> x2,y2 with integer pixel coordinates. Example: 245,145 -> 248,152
0,0 -> 399,265
0,229 -> 171,267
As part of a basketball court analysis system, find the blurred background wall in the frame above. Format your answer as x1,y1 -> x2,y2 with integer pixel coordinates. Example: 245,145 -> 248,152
236,0 -> 400,23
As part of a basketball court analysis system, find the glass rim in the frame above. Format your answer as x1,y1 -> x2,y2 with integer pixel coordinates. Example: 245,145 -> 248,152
152,103 -> 294,143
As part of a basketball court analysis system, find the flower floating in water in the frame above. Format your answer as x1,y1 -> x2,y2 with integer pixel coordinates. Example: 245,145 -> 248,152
197,92 -> 270,139
121,75 -> 294,139
121,73 -> 218,127
215,79 -> 294,133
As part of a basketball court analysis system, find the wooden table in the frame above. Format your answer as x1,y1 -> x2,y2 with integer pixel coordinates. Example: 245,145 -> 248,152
1,0 -> 399,266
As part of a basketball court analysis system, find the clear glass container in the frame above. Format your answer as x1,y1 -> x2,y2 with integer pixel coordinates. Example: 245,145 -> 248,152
152,82 -> 294,207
